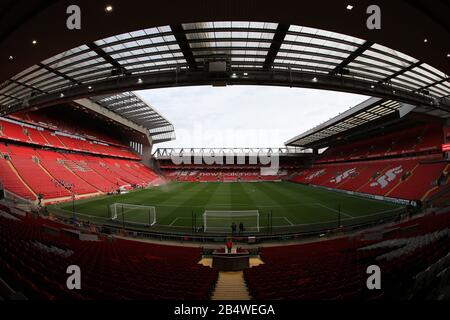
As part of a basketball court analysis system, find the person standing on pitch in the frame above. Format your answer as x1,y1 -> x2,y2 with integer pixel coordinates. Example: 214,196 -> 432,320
226,238 -> 233,254
239,222 -> 244,234
231,222 -> 237,235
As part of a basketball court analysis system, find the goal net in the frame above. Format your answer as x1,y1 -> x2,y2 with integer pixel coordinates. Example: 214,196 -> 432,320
203,210 -> 260,233
110,203 -> 156,227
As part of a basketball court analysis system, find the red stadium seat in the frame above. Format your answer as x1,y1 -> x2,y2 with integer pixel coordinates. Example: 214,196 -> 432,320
0,211 -> 218,300
290,123 -> 447,202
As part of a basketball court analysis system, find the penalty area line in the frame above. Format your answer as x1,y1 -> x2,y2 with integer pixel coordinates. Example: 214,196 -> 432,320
282,216 -> 295,226
169,217 -> 192,226
314,203 -> 354,218
169,217 -> 181,226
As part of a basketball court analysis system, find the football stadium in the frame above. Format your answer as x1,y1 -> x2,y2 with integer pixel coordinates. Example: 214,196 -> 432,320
0,0 -> 449,308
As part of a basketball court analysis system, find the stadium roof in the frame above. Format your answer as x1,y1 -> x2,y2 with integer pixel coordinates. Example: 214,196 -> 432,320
0,20 -> 449,118
284,97 -> 430,148
89,92 -> 175,144
2,1 -> 449,78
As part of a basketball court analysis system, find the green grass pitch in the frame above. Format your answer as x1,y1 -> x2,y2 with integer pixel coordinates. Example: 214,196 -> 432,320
51,181 -> 404,234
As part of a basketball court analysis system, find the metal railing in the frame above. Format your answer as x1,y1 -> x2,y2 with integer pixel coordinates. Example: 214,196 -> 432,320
48,205 -> 408,244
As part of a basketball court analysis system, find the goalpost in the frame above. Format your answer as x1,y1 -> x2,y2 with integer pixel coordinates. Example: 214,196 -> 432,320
110,203 -> 156,227
203,210 -> 260,233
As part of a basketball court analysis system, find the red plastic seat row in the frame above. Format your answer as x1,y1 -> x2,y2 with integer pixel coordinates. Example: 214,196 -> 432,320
1,141 -> 161,200
9,154 -> 71,199
318,124 -> 443,163
244,210 -> 450,300
1,118 -> 140,160
291,155 -> 447,201
0,213 -> 218,300
0,156 -> 36,200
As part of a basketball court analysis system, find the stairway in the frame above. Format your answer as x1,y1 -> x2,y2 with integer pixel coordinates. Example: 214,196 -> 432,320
5,159 -> 38,201
211,271 -> 251,300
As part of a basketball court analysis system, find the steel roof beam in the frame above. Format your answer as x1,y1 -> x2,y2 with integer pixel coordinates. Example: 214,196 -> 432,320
2,70 -> 444,116
87,42 -> 129,75
9,79 -> 46,94
263,24 -> 290,70
37,63 -> 82,85
379,61 -> 422,83
0,92 -> 21,102
416,77 -> 449,91
170,24 -> 197,70
329,41 -> 374,75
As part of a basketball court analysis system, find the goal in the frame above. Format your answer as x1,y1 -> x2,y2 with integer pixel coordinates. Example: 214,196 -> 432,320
203,210 -> 260,233
110,203 -> 156,227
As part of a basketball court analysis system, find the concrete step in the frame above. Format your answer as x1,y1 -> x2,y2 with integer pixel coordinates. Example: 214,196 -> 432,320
211,271 -> 251,300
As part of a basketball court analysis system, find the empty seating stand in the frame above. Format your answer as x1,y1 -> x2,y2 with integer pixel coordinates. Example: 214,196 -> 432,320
0,142 -> 160,201
0,210 -> 218,300
292,156 -> 447,201
37,150 -> 98,195
0,156 -> 36,200
162,168 -> 286,182
0,119 -> 30,143
291,122 -> 447,202
1,117 -> 139,160
318,124 -> 443,163
102,159 -> 146,185
61,154 -> 119,193
1,114 -> 161,202
388,162 -> 447,200
83,157 -> 128,187
244,210 -> 450,300
9,153 -> 71,200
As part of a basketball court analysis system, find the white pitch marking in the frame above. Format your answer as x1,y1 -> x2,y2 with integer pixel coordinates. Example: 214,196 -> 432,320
282,216 -> 295,226
148,202 -> 318,208
314,203 -> 354,218
169,217 -> 181,226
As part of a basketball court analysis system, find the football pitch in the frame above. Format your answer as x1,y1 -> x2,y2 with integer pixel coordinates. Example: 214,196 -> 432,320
51,181 -> 404,234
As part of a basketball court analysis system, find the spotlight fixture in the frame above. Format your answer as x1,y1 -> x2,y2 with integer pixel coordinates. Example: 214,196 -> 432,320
370,85 -> 375,89
8,55 -> 13,60
346,5 -> 354,10
137,78 -> 143,84
423,38 -> 428,43
312,77 -> 318,83
105,5 -> 113,12
230,73 -> 238,79
60,93 -> 65,98
32,40 -> 38,45
88,86 -> 92,90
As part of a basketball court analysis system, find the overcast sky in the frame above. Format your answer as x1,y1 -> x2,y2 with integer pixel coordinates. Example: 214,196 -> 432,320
136,86 -> 369,149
